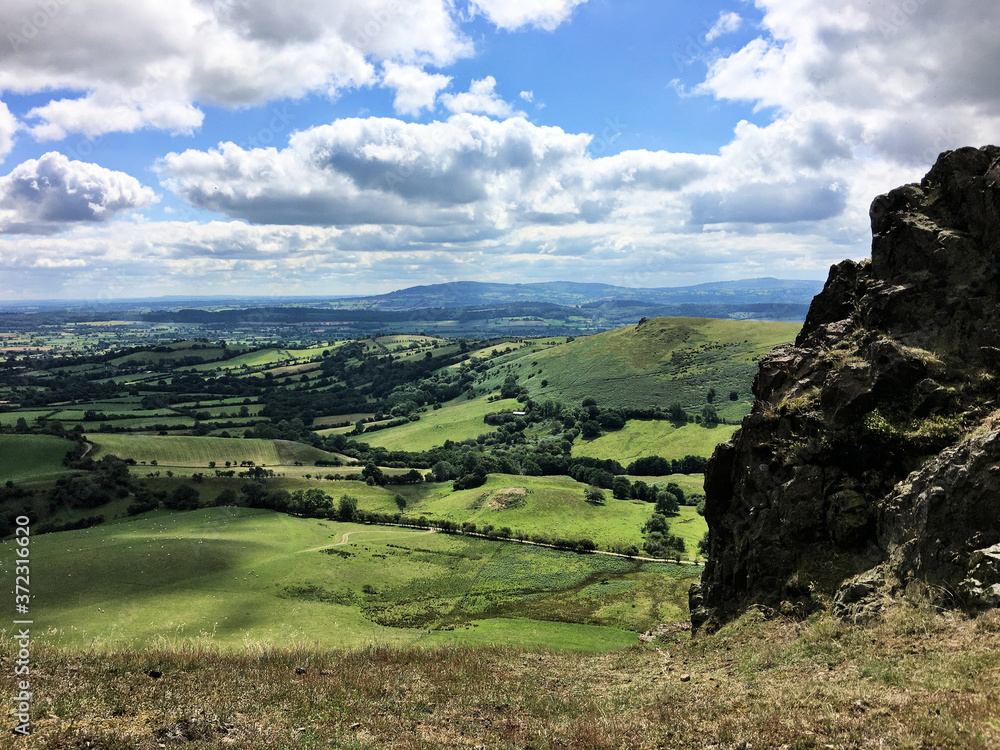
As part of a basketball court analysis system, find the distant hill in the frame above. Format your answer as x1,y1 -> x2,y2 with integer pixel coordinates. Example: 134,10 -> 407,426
473,316 -> 801,419
340,278 -> 824,310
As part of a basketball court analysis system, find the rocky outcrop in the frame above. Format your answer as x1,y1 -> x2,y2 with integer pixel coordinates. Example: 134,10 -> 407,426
691,146 -> 1000,632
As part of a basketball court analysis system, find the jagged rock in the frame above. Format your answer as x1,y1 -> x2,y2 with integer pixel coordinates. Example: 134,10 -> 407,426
693,146 -> 1000,633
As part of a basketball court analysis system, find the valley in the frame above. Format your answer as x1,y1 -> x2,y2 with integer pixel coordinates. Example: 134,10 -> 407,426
0,310 -> 796,652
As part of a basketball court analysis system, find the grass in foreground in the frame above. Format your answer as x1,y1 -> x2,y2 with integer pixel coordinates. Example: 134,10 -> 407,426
7,606 -> 1000,748
0,508 -> 693,651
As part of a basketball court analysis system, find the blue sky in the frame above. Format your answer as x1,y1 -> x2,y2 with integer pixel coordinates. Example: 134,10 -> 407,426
0,0 -> 996,300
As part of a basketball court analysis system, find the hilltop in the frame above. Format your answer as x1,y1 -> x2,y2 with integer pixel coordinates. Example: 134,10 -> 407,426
474,316 -> 799,420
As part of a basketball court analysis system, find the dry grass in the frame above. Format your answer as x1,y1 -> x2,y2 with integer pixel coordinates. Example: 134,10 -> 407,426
6,605 -> 1000,749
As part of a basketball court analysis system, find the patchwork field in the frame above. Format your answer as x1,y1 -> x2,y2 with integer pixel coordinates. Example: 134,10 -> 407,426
573,420 -> 739,465
351,395 -> 521,451
0,434 -> 79,484
0,507 -> 696,651
88,434 -> 349,467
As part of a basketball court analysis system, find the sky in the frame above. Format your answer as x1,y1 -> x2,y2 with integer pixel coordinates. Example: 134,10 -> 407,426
0,0 -> 998,301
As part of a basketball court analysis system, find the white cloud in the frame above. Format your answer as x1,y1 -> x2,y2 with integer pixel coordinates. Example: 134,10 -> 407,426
0,152 -> 156,234
469,0 -> 589,32
381,63 -> 451,116
0,0 -> 472,139
440,76 -> 517,117
697,0 -> 1000,167
158,114 -> 601,228
0,101 -> 17,160
705,11 -> 742,42
520,90 -> 534,103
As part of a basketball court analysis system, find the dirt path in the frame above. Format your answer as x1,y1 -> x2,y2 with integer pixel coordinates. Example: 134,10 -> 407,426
299,527 -> 434,554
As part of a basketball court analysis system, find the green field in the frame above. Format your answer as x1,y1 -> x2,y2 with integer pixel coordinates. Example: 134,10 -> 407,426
88,434 -> 348,467
573,420 -> 738,465
476,317 -> 798,420
0,434 -> 78,484
394,473 -> 706,556
352,395 -> 521,451
124,470 -> 705,557
1,508 -> 696,651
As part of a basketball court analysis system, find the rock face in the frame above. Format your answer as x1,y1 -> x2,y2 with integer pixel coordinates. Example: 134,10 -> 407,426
691,146 -> 1000,632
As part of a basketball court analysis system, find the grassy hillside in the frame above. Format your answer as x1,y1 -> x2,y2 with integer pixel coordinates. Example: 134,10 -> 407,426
15,608 -> 1000,749
88,434 -> 346,467
573,420 -> 738,465
0,434 -> 77,484
352,395 -> 521,451
477,317 -> 798,420
395,473 -> 707,557
0,507 -> 694,651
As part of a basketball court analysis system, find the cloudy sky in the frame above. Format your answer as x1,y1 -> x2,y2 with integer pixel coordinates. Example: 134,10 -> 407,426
0,0 -> 997,300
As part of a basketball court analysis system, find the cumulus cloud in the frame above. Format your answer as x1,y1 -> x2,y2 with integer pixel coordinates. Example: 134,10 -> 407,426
0,152 -> 156,234
705,11 -> 742,42
158,115 -> 602,227
690,181 -> 846,225
0,101 -> 17,161
440,77 -> 518,117
1,0 -> 471,140
469,0 -> 589,31
697,0 -> 1000,168
381,63 -> 452,116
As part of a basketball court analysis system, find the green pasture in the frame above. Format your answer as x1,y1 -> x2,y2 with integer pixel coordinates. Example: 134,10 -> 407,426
475,317 -> 797,419
88,434 -> 345,467
2,508 -> 695,651
573,420 -> 739,465
351,396 -> 521,451
0,434 -> 78,484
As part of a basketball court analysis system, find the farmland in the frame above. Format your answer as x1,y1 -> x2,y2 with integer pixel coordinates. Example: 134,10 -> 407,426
0,311 -> 791,650
573,419 -> 739,465
0,434 -> 78,484
6,507 -> 694,651
89,434 -> 348,468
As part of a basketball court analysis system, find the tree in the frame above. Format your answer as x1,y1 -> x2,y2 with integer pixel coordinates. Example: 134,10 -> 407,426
667,402 -> 687,423
14,417 -> 28,433
337,494 -> 358,521
701,404 -> 720,425
706,388 -> 716,403
612,476 -> 632,500
584,487 -> 606,505
394,494 -> 407,511
431,461 -> 456,482
580,420 -> 602,439
729,390 -> 739,401
362,462 -> 387,486
165,484 -> 200,510
654,488 -> 680,516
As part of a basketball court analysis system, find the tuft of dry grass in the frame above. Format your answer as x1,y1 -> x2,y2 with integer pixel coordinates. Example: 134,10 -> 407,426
5,607 -> 1000,748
